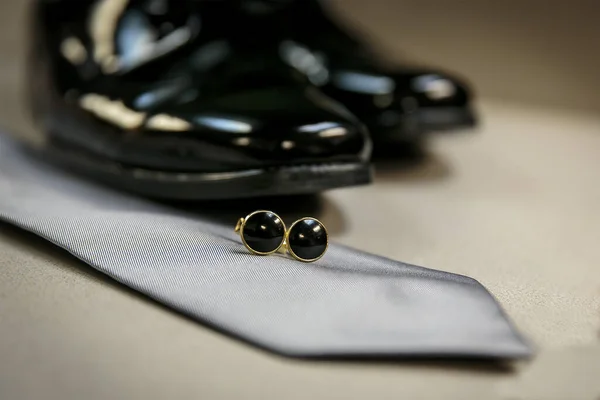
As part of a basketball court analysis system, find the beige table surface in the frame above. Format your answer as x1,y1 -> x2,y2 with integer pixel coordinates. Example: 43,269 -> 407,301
1,1 -> 600,399
2,101 -> 600,400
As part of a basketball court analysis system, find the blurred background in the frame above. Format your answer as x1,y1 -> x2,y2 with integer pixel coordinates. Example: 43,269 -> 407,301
2,0 -> 600,138
332,0 -> 600,114
1,1 -> 600,398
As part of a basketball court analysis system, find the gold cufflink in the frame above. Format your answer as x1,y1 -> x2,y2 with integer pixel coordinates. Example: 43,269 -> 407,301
235,210 -> 286,255
235,211 -> 328,262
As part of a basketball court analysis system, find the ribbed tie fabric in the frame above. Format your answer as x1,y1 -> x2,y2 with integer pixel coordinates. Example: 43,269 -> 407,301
0,137 -> 531,359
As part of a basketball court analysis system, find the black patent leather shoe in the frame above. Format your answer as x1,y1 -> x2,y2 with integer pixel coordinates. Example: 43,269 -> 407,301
280,0 -> 476,141
384,68 -> 476,133
26,0 -> 371,200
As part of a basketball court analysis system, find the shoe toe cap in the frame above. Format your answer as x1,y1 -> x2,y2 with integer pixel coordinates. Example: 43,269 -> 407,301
139,109 -> 370,170
398,70 -> 473,108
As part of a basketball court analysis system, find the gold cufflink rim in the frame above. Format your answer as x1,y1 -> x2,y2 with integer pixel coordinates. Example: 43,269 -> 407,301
285,217 -> 329,263
235,210 -> 287,256
235,212 -> 329,262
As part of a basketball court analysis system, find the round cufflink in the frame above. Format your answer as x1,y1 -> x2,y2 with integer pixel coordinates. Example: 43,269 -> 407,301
235,210 -> 286,255
285,217 -> 328,262
235,212 -> 328,262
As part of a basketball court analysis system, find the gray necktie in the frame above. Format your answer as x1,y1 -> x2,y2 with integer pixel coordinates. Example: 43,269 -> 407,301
0,136 -> 531,359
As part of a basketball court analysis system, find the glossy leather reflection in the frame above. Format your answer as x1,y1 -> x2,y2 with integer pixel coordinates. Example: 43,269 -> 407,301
29,0 -> 370,175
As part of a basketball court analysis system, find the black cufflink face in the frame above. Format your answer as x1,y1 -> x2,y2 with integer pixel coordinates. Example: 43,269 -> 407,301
286,217 -> 328,262
236,212 -> 328,262
236,210 -> 286,255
